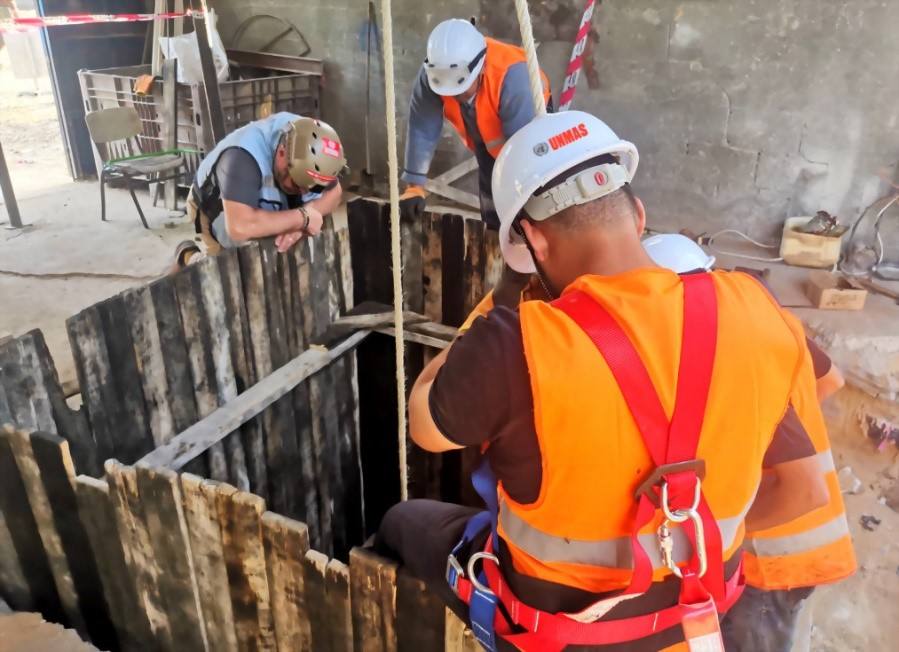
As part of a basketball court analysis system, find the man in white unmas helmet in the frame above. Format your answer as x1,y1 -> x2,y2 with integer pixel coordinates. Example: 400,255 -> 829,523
376,110 -> 830,651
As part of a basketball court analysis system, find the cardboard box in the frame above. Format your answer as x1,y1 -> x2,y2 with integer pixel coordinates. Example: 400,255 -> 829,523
806,271 -> 868,310
780,217 -> 843,268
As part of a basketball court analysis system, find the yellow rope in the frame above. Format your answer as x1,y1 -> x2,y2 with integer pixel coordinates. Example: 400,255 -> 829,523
380,0 -> 409,501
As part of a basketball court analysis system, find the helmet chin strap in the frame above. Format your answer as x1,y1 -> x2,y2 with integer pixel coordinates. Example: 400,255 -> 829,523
513,220 -> 558,300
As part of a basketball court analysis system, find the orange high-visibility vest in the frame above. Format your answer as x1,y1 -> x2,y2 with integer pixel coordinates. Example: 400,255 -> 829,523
502,269 -> 809,593
441,38 -> 551,158
743,310 -> 857,590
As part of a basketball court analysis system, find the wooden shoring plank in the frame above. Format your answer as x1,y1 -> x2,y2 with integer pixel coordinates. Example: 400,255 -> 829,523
258,242 -> 302,519
484,228 -> 504,290
325,558 -> 353,652
308,232 -> 342,558
0,331 -> 97,475
462,219 -> 487,318
323,221 -> 364,550
137,330 -> 370,472
74,474 -> 147,651
219,248 -> 268,500
0,506 -> 32,610
67,299 -> 154,464
347,199 -> 393,306
349,547 -> 397,652
216,485 -> 276,651
123,283 -> 178,449
0,430 -> 61,619
181,475 -> 238,652
422,213 -> 444,324
261,512 -> 312,651
396,569 -> 444,652
444,608 -> 480,652
105,460 -> 173,649
173,262 -> 229,481
135,465 -> 207,651
7,428 -> 87,637
286,241 -> 320,546
27,431 -> 115,648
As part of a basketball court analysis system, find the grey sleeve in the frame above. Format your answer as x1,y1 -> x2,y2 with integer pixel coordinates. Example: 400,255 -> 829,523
216,148 -> 263,207
498,62 -> 541,140
402,68 -> 445,186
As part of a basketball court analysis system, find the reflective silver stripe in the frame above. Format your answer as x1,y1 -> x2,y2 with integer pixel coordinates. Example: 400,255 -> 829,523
485,137 -> 506,150
817,449 -> 836,474
744,513 -> 851,557
498,502 -> 748,570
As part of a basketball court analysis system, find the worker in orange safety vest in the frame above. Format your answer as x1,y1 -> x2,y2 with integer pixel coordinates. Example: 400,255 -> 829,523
374,110 -> 832,651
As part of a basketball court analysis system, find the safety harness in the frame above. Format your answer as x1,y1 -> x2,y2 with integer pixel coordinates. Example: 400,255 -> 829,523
446,273 -> 745,651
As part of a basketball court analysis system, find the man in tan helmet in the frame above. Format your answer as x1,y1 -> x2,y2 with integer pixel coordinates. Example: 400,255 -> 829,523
172,112 -> 346,270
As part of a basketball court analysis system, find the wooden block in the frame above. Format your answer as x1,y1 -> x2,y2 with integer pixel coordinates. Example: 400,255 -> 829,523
0,332 -> 97,475
0,430 -> 61,620
302,550 -> 353,652
349,547 -> 398,652
422,213 -> 444,323
331,215 -> 355,313
74,474 -> 148,651
135,465 -> 206,651
462,219 -> 487,317
181,475 -> 238,652
105,460 -> 174,650
7,429 -> 87,637
396,569 -> 444,652
400,211 -> 425,314
806,271 -> 868,310
301,550 -> 331,651
217,486 -> 276,651
348,199 -> 393,305
27,432 -> 115,648
261,512 -> 312,651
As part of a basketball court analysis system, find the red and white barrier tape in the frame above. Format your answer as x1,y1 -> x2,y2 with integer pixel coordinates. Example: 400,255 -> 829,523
0,11 -> 200,34
558,0 -> 596,112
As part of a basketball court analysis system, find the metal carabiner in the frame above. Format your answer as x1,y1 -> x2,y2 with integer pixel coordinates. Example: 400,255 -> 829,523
660,477 -> 702,523
659,509 -> 708,579
467,551 -> 499,595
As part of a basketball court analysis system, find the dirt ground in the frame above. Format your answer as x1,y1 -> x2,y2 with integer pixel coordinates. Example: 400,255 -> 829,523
2,46 -> 899,652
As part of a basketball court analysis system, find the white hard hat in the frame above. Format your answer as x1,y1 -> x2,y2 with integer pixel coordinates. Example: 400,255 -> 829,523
493,111 -> 639,273
643,233 -> 716,273
424,19 -> 487,96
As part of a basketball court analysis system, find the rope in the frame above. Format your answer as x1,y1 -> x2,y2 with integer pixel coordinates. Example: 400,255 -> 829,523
513,0 -> 547,117
380,0 -> 409,501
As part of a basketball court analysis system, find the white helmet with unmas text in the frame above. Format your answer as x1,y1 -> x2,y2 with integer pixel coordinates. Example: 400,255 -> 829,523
492,111 -> 639,274
642,233 -> 716,273
424,19 -> 488,97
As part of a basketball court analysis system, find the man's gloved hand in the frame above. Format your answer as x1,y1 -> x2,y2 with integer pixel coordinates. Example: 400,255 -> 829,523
399,185 -> 427,220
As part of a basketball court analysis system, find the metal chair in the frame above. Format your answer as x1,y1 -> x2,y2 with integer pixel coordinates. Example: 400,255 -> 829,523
84,106 -> 193,229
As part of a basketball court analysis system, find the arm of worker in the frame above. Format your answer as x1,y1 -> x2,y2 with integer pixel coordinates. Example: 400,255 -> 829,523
410,307 -> 522,452
304,181 -> 343,216
498,62 -> 545,139
214,148 -> 316,243
274,181 -> 344,252
805,337 -> 845,401
401,69 -> 445,187
745,405 -> 829,532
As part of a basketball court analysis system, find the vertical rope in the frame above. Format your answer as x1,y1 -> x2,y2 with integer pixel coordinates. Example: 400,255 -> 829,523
514,0 -> 547,117
379,0 -> 409,501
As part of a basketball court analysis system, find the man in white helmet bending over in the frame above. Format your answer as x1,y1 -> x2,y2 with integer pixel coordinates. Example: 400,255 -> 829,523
172,113 -> 346,270
399,18 -> 554,306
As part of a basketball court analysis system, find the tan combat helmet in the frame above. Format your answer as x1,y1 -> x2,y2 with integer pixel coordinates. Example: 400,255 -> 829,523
283,117 -> 347,188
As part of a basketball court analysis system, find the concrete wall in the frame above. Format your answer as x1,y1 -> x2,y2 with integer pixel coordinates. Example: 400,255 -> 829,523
211,0 -> 899,253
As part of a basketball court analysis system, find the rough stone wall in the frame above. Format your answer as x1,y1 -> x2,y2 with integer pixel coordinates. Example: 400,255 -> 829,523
211,0 -> 899,253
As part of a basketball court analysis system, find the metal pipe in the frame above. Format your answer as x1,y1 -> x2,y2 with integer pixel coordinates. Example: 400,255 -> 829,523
0,140 -> 23,229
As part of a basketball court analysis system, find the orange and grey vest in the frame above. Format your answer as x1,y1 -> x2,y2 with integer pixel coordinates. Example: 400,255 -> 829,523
441,38 -> 551,158
502,269 -> 809,593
